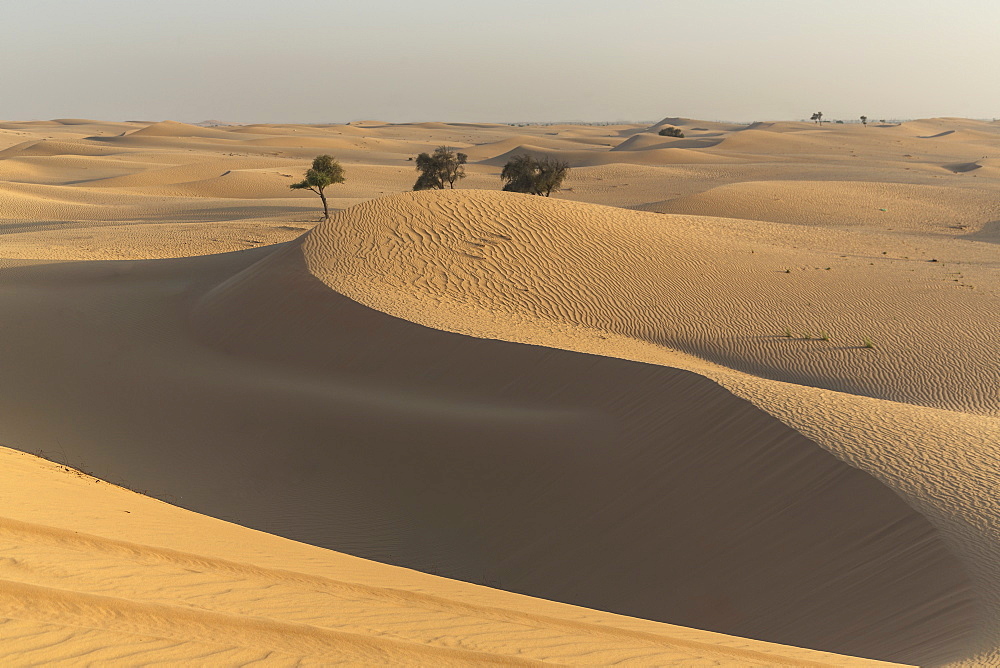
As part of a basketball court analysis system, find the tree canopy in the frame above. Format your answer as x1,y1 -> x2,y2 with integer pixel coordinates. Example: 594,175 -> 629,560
290,155 -> 345,221
413,146 -> 468,190
500,154 -> 570,197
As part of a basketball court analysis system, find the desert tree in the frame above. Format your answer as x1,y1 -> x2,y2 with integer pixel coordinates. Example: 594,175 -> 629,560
658,126 -> 684,138
534,157 -> 570,196
500,154 -> 536,194
500,154 -> 569,197
860,115 -> 868,126
413,146 -> 468,190
810,111 -> 824,125
290,155 -> 345,221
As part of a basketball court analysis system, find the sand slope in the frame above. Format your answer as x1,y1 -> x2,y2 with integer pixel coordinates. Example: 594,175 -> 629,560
637,180 -> 1000,234
0,191 -> 993,665
4,449 -> 909,666
1,117 -> 999,666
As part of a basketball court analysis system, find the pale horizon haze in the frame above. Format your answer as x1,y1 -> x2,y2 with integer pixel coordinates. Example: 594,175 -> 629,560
4,0 -> 999,124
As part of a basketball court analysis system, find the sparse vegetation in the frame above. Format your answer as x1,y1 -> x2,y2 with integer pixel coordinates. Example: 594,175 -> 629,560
500,154 -> 570,196
860,115 -> 868,127
862,338 -> 875,349
810,112 -> 824,125
413,146 -> 468,190
290,155 -> 345,221
658,126 -> 684,138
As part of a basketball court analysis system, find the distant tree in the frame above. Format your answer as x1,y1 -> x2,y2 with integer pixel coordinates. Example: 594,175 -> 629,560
289,155 -> 344,221
860,115 -> 868,126
658,126 -> 685,137
810,111 -> 824,125
413,146 -> 468,190
500,154 -> 569,197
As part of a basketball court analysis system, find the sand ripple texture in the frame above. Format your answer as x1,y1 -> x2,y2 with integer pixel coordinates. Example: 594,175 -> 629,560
306,189 -> 998,416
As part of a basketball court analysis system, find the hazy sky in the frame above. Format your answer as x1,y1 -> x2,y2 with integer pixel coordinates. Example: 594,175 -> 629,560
4,0 -> 999,123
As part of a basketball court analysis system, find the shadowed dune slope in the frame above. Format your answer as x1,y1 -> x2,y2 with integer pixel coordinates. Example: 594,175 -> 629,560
0,241 -> 972,666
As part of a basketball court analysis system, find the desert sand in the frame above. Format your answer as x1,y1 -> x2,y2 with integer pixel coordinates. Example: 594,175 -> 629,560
0,116 -> 997,666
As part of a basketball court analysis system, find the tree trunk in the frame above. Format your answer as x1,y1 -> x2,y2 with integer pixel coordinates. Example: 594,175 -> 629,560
319,190 -> 329,221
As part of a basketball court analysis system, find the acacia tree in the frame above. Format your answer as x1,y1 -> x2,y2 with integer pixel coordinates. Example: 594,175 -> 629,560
290,155 -> 345,221
500,154 -> 569,197
535,157 -> 570,196
500,154 -> 536,194
413,146 -> 468,190
860,115 -> 868,126
810,111 -> 824,125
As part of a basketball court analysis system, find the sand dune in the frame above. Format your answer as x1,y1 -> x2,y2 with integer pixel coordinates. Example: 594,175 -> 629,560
637,180 -> 1000,234
1,116 -> 998,666
611,133 -> 724,151
0,237 -> 970,666
648,116 -> 747,133
481,144 -> 740,167
127,119 -> 271,140
0,448 -> 905,667
318,190 -> 998,414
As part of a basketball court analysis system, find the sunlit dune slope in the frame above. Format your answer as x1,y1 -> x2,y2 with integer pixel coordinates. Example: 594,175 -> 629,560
480,144 -> 741,167
636,180 -> 1000,234
311,190 -> 998,415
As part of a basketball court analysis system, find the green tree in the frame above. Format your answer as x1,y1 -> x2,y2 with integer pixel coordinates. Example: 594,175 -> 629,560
413,146 -> 468,190
810,111 -> 824,125
658,126 -> 684,137
500,154 -> 570,197
290,155 -> 345,221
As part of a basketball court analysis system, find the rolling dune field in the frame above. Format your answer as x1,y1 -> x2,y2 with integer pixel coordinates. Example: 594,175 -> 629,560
0,116 -> 997,666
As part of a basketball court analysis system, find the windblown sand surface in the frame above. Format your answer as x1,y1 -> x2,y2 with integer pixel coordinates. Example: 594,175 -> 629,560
0,116 -> 997,666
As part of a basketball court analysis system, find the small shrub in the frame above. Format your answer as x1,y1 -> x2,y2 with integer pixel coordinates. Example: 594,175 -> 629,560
658,126 -> 684,138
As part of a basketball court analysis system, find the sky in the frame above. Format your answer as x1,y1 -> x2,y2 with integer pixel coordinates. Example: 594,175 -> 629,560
3,0 -> 999,123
